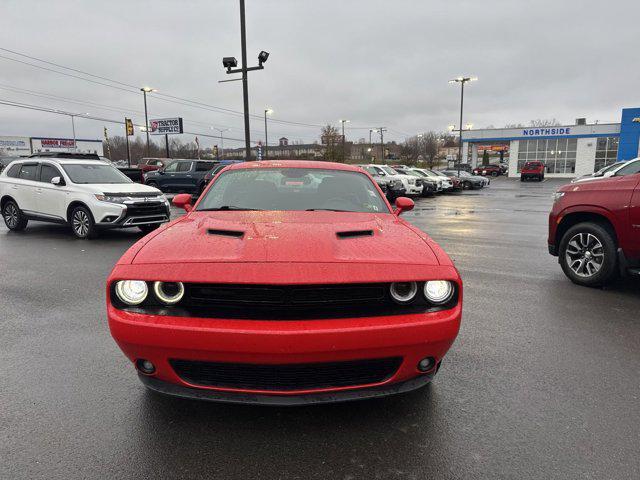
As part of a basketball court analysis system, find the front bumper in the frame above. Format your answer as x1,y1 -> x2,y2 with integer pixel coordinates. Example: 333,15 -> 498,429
405,185 -> 423,195
97,201 -> 170,229
108,303 -> 461,403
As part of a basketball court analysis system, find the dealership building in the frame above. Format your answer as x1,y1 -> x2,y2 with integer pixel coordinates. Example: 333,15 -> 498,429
461,107 -> 640,178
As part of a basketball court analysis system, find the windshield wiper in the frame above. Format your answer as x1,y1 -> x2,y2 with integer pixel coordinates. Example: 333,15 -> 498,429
199,206 -> 263,211
306,208 -> 352,212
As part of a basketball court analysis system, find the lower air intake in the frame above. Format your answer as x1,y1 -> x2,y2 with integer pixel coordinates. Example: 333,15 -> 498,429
170,357 -> 403,391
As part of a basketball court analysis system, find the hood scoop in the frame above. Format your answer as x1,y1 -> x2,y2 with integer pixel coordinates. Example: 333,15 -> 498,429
207,228 -> 245,238
336,229 -> 374,239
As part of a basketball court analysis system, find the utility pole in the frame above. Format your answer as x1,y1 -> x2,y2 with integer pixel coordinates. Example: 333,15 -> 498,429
339,119 -> 350,161
264,109 -> 273,159
213,127 -> 230,160
369,129 -> 377,162
379,127 -> 387,163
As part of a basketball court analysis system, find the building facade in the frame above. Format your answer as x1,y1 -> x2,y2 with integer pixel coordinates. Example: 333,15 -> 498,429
0,136 -> 104,156
460,107 -> 640,178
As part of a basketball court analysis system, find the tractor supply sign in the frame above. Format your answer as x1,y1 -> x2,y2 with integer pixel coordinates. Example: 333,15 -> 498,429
150,117 -> 183,135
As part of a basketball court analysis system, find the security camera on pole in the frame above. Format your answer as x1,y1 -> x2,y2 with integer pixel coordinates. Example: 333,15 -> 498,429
222,0 -> 270,161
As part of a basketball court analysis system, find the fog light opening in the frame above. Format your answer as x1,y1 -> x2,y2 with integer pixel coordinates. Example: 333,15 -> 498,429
417,357 -> 436,373
136,359 -> 156,375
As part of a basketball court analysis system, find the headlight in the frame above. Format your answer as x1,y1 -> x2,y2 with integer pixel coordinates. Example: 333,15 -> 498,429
153,281 -> 184,305
115,280 -> 148,305
424,281 -> 454,305
95,194 -> 126,203
552,192 -> 565,203
389,282 -> 418,304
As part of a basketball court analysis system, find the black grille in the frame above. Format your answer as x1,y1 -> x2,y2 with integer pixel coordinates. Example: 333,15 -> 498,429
170,357 -> 402,391
125,202 -> 168,217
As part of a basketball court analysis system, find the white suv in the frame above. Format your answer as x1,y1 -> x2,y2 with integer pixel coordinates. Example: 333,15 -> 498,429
363,164 -> 423,196
0,154 -> 170,239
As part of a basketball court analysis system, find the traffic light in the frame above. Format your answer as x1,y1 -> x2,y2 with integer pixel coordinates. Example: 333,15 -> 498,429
125,118 -> 134,136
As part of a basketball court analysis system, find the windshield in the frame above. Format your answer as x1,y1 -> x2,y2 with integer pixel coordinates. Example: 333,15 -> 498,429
458,171 -> 472,177
432,170 -> 446,176
363,166 -> 383,176
197,168 -> 389,213
380,166 -> 398,176
62,163 -> 132,184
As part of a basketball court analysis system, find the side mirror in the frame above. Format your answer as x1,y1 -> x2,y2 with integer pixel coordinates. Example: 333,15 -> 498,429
394,197 -> 414,216
51,176 -> 64,186
172,193 -> 193,212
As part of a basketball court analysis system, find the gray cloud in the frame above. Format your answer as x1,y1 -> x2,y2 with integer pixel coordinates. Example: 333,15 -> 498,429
0,0 -> 638,148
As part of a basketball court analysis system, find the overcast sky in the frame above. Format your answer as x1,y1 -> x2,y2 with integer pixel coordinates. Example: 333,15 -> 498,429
1,0 -> 638,148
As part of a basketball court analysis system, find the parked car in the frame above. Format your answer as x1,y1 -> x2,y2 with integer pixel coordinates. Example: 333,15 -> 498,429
138,158 -> 170,175
99,156 -> 144,183
107,161 -> 463,405
431,169 -> 461,191
0,154 -> 169,239
441,170 -> 487,190
0,156 -> 21,174
144,159 -> 218,194
359,165 -> 406,200
376,165 -> 424,196
571,161 -> 629,184
548,157 -> 640,286
473,164 -> 503,177
393,167 -> 435,196
199,160 -> 244,195
520,161 -> 545,181
413,168 -> 455,192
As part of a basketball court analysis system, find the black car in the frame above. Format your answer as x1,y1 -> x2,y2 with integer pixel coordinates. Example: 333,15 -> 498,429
144,159 -> 218,194
441,170 -> 487,190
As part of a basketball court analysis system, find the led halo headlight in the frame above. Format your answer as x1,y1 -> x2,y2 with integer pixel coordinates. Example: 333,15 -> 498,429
115,280 -> 148,306
153,281 -> 185,305
389,281 -> 418,304
423,280 -> 454,305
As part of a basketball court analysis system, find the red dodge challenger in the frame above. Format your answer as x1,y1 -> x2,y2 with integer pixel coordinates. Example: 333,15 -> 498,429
107,161 -> 462,405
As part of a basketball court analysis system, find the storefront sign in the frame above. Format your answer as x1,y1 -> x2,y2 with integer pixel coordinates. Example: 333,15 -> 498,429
40,138 -> 76,148
522,127 -> 571,137
150,117 -> 184,135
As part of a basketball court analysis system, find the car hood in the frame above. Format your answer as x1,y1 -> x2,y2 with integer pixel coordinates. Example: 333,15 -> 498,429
132,211 -> 439,265
79,183 -> 162,196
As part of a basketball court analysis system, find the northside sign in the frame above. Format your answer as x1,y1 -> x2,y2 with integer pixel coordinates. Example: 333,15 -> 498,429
522,127 -> 571,137
150,117 -> 184,135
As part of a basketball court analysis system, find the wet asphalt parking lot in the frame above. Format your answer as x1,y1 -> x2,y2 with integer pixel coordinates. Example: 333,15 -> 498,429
1,177 -> 639,480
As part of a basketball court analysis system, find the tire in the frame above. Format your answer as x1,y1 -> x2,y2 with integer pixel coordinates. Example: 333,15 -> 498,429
138,224 -> 160,234
70,206 -> 96,239
462,181 -> 472,190
520,176 -> 524,182
559,222 -> 618,287
491,171 -> 498,177
2,200 -> 28,231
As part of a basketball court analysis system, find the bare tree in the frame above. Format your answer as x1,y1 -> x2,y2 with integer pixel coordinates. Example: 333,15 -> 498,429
402,132 -> 439,167
320,125 -> 344,162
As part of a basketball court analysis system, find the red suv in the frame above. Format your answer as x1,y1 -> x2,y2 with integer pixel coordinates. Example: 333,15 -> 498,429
521,161 -> 545,181
548,158 -> 640,286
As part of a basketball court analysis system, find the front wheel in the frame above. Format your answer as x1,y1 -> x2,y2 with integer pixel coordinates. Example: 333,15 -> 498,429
491,171 -> 498,177
2,200 -> 28,231
462,181 -> 472,190
559,222 -> 618,287
70,206 -> 96,239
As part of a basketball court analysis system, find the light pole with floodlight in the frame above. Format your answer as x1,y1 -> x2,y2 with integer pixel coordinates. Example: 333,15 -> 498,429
212,127 -> 230,160
449,76 -> 477,174
339,119 -> 350,161
264,109 -> 273,159
140,86 -> 156,157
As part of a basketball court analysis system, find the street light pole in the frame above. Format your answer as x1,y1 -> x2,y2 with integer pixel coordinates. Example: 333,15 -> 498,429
369,128 -> 377,162
70,114 -> 76,148
339,119 -> 350,162
449,76 -> 477,175
264,109 -> 273,159
379,127 -> 387,163
239,0 -> 251,160
140,86 -> 156,157
213,127 -> 230,160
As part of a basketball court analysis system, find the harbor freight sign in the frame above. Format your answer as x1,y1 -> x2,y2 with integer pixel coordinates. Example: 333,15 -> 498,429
150,117 -> 183,135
